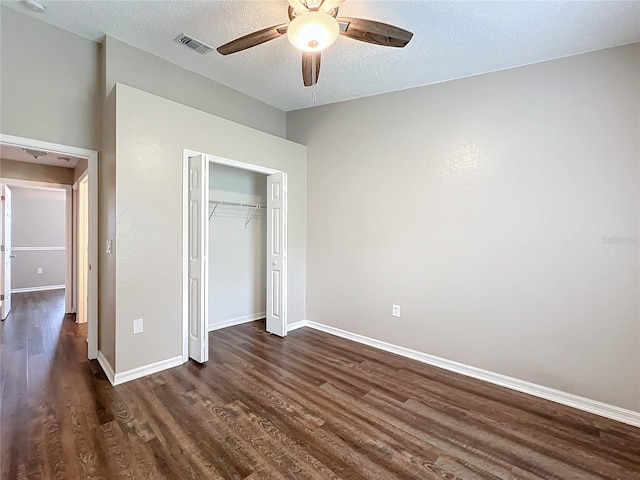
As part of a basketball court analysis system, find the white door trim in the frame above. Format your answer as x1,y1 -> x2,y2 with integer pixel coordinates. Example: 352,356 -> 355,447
1,184 -> 12,320
77,174 -> 89,324
0,133 -> 99,360
181,149 -> 287,362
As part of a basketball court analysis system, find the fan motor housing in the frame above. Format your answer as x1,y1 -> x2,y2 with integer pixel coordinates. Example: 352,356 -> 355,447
288,6 -> 339,21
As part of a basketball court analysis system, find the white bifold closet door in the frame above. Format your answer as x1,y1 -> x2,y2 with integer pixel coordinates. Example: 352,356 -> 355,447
188,154 -> 209,363
266,172 -> 287,337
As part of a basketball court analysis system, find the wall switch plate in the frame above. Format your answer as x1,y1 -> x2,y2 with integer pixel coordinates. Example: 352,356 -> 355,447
106,239 -> 113,254
36,267 -> 43,275
133,318 -> 143,335
392,304 -> 401,317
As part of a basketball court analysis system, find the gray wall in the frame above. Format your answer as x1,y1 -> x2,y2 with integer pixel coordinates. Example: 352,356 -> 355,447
0,159 -> 74,185
73,158 -> 88,183
114,83 -> 306,373
98,36 -> 289,369
103,37 -> 286,138
10,187 -> 66,290
209,164 -> 267,327
287,43 -> 640,411
0,9 -> 289,370
0,6 -> 100,150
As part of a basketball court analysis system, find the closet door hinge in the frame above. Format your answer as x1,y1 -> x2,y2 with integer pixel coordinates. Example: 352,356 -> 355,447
0,245 -> 4,252
0,294 -> 4,301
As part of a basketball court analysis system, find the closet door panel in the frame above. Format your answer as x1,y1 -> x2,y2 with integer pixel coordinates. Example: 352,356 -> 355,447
188,154 -> 209,362
266,172 -> 287,336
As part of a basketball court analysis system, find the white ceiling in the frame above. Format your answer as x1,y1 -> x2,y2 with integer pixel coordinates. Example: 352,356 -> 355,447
0,144 -> 81,168
3,1 -> 639,112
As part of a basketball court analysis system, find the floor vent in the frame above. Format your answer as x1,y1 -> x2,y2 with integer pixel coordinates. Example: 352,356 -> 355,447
175,33 -> 214,54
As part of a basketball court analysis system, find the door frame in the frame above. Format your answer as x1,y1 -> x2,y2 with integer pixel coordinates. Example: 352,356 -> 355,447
0,133 -> 99,359
1,184 -> 12,320
0,179 -> 71,304
74,172 -> 89,324
181,149 -> 288,363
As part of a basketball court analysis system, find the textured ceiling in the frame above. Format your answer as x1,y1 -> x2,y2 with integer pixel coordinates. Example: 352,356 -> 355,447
3,1 -> 639,111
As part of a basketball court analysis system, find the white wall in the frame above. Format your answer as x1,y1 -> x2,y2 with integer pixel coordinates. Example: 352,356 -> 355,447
10,187 -> 66,290
114,83 -> 306,374
209,164 -> 267,327
287,43 -> 640,411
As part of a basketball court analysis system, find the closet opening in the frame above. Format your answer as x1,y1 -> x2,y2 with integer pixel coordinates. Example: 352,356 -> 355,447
182,151 -> 288,364
208,164 -> 268,332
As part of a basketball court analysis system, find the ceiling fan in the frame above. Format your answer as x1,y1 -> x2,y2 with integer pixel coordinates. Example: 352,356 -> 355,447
217,0 -> 413,87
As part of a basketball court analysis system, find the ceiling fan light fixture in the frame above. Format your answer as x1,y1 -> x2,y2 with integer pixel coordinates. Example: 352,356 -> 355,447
287,11 -> 339,52
23,148 -> 49,159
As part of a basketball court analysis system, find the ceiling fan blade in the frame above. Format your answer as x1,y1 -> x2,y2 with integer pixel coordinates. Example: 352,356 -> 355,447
321,0 -> 345,12
337,17 -> 413,48
217,24 -> 288,55
287,0 -> 308,13
302,51 -> 321,87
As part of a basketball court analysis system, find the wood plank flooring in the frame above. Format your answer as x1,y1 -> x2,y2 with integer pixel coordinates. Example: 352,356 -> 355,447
2,290 -> 640,479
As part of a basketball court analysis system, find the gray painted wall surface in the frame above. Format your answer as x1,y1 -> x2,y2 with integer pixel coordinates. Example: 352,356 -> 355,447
74,158 -> 89,183
287,44 -> 640,411
12,251 -> 66,290
99,90 -> 117,368
104,37 -> 286,138
114,84 -> 306,373
209,164 -> 267,327
10,187 -> 66,289
0,159 -> 74,185
0,6 -> 100,150
96,35 -> 289,369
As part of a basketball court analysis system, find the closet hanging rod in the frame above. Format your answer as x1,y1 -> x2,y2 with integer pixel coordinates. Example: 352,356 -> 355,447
209,200 -> 265,209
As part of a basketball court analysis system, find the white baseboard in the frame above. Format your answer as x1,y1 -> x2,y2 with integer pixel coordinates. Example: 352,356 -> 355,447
113,355 -> 184,385
12,284 -> 65,294
290,320 -> 640,428
97,351 -> 183,386
208,312 -> 266,332
286,320 -> 308,331
97,351 -> 116,385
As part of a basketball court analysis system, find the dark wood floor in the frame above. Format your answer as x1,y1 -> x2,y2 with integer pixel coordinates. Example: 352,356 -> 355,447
2,291 -> 640,479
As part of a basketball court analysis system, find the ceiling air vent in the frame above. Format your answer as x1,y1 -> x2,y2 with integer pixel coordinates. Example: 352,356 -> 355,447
175,33 -> 214,55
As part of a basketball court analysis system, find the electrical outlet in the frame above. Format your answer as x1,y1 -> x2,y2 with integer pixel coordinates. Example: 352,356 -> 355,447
36,267 -> 43,275
133,318 -> 143,335
392,304 -> 401,318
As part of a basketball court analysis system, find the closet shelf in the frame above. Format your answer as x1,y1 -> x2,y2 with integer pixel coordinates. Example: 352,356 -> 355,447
209,200 -> 265,209
209,200 -> 266,227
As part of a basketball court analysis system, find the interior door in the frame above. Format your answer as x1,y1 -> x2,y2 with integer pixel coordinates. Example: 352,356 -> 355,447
188,154 -> 209,362
1,184 -> 12,320
266,172 -> 287,336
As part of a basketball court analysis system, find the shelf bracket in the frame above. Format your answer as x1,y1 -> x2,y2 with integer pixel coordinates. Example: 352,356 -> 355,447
208,203 -> 218,220
244,205 -> 260,228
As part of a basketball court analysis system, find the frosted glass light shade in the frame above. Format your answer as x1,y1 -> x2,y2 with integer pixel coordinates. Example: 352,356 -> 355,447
287,12 -> 340,52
